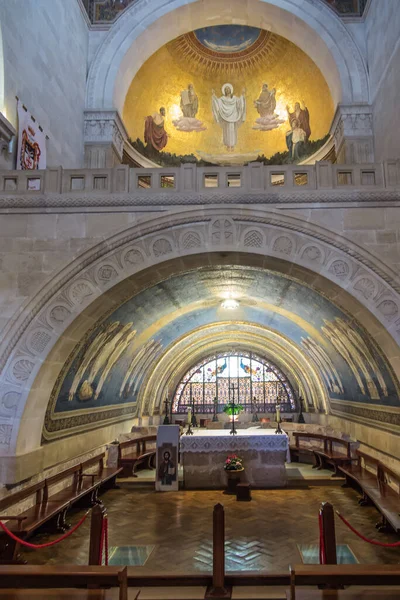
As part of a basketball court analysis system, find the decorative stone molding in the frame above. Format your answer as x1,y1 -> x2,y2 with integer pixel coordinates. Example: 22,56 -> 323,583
0,206 -> 399,457
84,110 -> 128,167
330,400 -> 400,436
1,163 -> 399,209
331,104 -> 374,163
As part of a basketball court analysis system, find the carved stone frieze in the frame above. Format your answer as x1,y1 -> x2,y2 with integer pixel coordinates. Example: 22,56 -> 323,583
330,400 -> 400,435
331,104 -> 374,163
84,110 -> 128,162
1,189 -> 400,209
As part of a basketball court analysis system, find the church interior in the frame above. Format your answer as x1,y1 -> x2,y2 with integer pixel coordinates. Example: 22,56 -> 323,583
0,0 -> 400,597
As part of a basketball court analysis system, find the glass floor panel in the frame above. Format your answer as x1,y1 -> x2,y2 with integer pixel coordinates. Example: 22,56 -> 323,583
106,545 -> 155,566
297,544 -> 358,564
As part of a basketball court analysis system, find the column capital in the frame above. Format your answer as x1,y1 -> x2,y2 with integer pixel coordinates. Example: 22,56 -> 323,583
330,104 -> 374,163
84,109 -> 128,168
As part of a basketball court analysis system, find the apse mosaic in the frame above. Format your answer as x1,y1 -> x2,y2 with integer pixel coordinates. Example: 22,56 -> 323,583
44,268 -> 399,440
124,25 -> 334,166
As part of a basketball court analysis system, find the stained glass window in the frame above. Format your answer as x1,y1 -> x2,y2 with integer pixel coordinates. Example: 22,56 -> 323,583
172,352 -> 296,414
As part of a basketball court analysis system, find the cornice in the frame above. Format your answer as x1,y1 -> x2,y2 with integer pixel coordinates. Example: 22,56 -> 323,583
0,190 -> 399,210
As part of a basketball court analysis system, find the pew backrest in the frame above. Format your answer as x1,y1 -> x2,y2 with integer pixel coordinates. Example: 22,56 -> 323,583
80,453 -> 105,481
0,481 -> 45,518
44,464 -> 82,502
377,462 -> 400,494
119,435 -> 157,459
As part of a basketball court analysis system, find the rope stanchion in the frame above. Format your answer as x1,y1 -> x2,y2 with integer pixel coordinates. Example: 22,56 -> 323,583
99,518 -> 105,565
103,517 -> 109,566
318,510 -> 326,564
336,511 -> 400,547
0,511 -> 89,550
98,515 -> 109,565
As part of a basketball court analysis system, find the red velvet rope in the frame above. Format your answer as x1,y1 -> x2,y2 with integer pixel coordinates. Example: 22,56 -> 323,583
0,511 -> 89,549
318,511 -> 326,564
99,518 -> 105,565
98,516 -> 109,565
336,511 -> 400,547
104,517 -> 109,566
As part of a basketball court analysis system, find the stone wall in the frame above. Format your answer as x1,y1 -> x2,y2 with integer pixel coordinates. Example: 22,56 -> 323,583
0,210 -> 157,336
366,0 -> 400,161
0,0 -> 88,168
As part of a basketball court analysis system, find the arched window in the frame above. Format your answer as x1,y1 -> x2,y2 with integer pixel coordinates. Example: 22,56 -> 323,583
172,352 -> 296,414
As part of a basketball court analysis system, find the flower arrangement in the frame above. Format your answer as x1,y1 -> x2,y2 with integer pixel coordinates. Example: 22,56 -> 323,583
224,454 -> 244,471
223,402 -> 244,416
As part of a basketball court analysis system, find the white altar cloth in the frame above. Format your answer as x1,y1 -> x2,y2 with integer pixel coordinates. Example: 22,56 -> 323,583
180,428 -> 290,462
180,427 -> 289,489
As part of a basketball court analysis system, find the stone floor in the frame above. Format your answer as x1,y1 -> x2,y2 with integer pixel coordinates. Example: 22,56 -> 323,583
22,481 -> 400,572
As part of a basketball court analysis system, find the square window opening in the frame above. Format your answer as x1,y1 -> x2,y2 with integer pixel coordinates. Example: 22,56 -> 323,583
227,173 -> 241,187
70,177 -> 85,191
27,178 -> 41,191
4,178 -> 17,191
294,173 -> 308,186
204,173 -> 218,188
137,175 -> 152,189
337,171 -> 353,185
93,176 -> 107,190
361,171 -> 376,186
160,175 -> 175,188
270,173 -> 285,186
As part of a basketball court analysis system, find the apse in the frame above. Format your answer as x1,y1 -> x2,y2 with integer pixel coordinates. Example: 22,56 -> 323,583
43,266 -> 400,442
123,24 -> 334,167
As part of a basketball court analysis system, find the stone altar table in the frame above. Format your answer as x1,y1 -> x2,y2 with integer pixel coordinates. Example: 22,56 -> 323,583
180,428 -> 289,489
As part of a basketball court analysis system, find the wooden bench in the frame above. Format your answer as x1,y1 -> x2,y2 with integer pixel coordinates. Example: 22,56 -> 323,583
0,452 -> 122,562
340,451 -> 400,533
0,565 -> 128,600
290,432 -> 325,465
287,564 -> 400,599
118,435 -> 156,477
0,480 -> 71,562
291,432 -> 353,476
313,437 -> 352,477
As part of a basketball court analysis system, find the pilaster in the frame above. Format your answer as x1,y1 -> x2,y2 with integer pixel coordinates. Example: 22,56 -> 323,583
331,104 -> 374,164
0,112 -> 16,170
84,110 -> 128,168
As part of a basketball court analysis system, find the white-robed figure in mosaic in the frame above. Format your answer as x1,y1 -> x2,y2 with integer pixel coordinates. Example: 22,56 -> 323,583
212,83 -> 246,151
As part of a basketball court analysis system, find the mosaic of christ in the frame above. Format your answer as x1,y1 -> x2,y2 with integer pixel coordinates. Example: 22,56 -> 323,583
124,25 -> 334,166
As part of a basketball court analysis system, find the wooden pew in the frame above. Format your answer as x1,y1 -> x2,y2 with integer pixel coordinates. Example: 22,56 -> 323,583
287,564 -> 400,599
0,565 -> 128,600
339,451 -> 400,533
291,432 -> 353,476
0,481 -> 72,562
118,435 -> 156,477
80,453 -> 122,500
0,452 -> 122,562
313,437 -> 352,477
290,432 -> 326,465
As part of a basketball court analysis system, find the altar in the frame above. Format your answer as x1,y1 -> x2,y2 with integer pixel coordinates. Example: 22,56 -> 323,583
180,428 -> 289,489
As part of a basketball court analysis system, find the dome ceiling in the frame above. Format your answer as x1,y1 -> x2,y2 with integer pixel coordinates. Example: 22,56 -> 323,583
43,266 -> 399,440
123,25 -> 334,167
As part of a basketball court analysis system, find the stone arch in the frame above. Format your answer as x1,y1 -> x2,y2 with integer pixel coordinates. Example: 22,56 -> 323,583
0,206 -> 399,464
139,323 -> 329,417
86,0 -> 369,114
